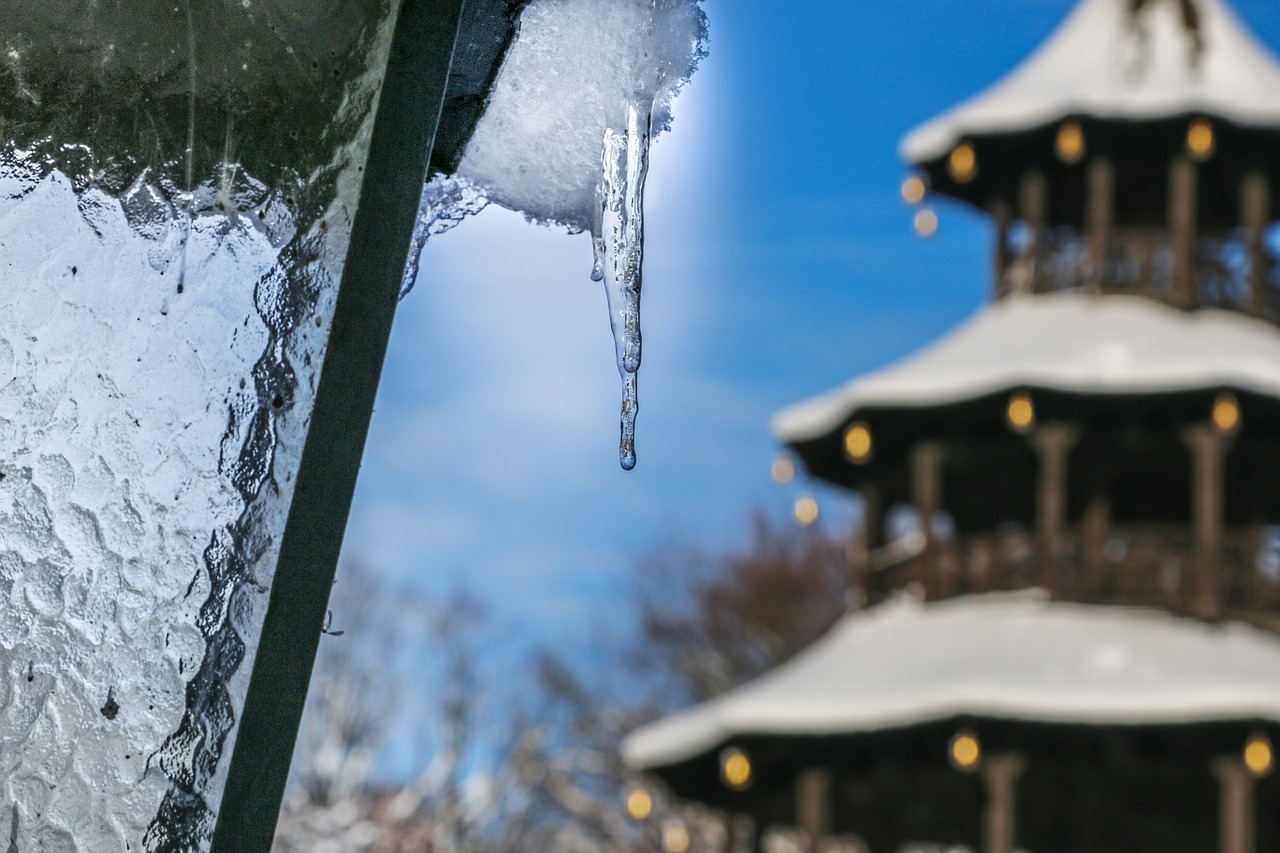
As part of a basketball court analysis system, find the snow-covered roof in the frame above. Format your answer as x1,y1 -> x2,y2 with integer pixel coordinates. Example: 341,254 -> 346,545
903,0 -> 1280,164
772,293 -> 1280,444
623,592 -> 1280,769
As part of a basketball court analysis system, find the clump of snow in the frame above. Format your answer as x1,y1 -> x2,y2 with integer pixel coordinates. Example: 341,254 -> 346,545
456,0 -> 708,233
403,0 -> 708,470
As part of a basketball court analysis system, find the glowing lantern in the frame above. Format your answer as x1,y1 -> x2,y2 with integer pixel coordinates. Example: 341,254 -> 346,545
949,141 -> 977,183
1212,392 -> 1240,434
901,175 -> 927,204
626,786 -> 654,820
914,208 -> 939,238
721,746 -> 753,790
949,729 -> 982,771
1187,118 -> 1215,161
794,496 -> 820,527
844,421 -> 873,463
1006,391 -> 1036,433
1245,733 -> 1274,777
664,822 -> 691,853
1055,120 -> 1085,164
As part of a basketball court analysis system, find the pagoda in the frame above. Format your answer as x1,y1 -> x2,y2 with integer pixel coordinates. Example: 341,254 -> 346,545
624,1 -> 1280,852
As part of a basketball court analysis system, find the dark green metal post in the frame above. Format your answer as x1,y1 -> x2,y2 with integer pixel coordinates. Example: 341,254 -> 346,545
209,0 -> 465,849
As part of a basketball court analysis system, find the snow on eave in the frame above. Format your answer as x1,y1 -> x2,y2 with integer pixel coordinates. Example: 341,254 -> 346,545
771,293 -> 1280,445
622,592 -> 1280,770
902,0 -> 1280,164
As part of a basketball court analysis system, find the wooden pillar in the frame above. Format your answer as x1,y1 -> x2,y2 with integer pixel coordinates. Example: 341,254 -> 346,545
1214,757 -> 1256,853
1081,495 -> 1111,595
912,442 -> 944,599
1242,171 -> 1271,315
723,814 -> 752,853
993,199 -> 1012,299
1020,170 -> 1048,294
1184,424 -> 1229,617
983,753 -> 1026,853
796,769 -> 832,853
1171,156 -> 1199,307
1087,156 -> 1114,293
850,487 -> 882,608
1032,424 -> 1079,594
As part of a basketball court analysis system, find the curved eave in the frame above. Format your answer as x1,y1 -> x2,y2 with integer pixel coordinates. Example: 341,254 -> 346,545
771,293 -> 1280,446
901,0 -> 1280,165
623,592 -> 1280,771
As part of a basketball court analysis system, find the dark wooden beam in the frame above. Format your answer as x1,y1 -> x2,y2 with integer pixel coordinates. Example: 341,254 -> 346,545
1242,171 -> 1270,316
1170,156 -> 1198,308
1184,424 -> 1229,618
207,1 -> 466,850
796,769 -> 833,853
983,753 -> 1026,853
1033,424 -> 1078,594
1213,757 -> 1256,853
1087,157 -> 1114,293
1020,170 -> 1047,294
912,442 -> 945,598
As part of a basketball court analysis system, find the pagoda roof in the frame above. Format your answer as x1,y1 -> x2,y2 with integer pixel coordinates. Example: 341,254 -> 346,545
622,592 -> 1280,770
772,293 -> 1280,445
902,0 -> 1280,165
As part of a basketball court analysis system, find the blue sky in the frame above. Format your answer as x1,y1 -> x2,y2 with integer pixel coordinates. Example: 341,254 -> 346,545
339,0 -> 1280,648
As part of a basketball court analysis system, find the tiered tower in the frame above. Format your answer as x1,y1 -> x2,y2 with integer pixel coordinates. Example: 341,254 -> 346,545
625,2 -> 1280,851
784,0 -> 1280,623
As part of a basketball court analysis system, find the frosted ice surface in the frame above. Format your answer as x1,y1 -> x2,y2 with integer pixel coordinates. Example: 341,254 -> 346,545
405,0 -> 708,469
0,91 -> 376,853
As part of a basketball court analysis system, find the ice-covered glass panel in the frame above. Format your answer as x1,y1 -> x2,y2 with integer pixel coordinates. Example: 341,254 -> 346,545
0,1 -> 398,849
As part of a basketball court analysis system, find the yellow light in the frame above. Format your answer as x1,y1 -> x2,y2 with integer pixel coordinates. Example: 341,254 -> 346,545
721,746 -> 753,790
663,823 -> 690,853
901,175 -> 927,205
914,208 -> 939,238
949,729 -> 982,772
793,496 -> 819,527
626,787 -> 653,820
1056,120 -> 1085,164
1212,391 -> 1240,434
1187,118 -> 1215,161
948,142 -> 977,183
1006,392 -> 1036,433
771,455 -> 795,485
1245,733 -> 1273,777
844,421 -> 873,464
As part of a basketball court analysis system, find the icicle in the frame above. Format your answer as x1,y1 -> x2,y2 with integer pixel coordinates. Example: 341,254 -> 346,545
597,93 -> 653,470
399,175 -> 489,299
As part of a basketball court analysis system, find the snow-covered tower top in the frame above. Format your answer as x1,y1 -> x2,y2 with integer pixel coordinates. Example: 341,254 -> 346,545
902,0 -> 1280,316
903,0 -> 1280,163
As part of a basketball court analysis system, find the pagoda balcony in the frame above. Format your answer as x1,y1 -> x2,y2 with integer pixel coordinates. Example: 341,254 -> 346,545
996,225 -> 1280,319
860,522 -> 1280,626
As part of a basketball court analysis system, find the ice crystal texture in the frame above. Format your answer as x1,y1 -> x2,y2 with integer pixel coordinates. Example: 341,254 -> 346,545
0,22 -> 390,853
403,0 -> 708,469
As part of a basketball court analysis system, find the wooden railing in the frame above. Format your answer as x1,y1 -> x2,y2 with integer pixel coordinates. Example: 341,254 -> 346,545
861,524 -> 1280,623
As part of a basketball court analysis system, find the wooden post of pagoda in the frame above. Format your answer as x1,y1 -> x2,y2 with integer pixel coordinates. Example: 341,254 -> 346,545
1170,155 -> 1198,308
1020,170 -> 1048,294
722,813 -> 752,853
1184,424 -> 1229,617
1087,156 -> 1114,293
993,199 -> 1012,299
796,768 -> 832,853
1213,757 -> 1256,853
851,487 -> 882,607
912,441 -> 944,598
982,753 -> 1026,853
1032,424 -> 1079,594
1242,171 -> 1271,315
1081,495 -> 1111,595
